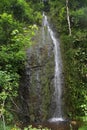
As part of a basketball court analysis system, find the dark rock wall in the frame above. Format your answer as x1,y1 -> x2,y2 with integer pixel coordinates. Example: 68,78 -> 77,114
19,27 -> 55,123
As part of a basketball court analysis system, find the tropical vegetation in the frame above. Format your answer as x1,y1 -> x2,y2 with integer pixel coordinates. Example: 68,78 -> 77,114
0,0 -> 87,129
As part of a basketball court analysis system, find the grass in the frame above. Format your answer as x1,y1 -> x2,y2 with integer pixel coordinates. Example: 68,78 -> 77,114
79,125 -> 87,130
0,121 -> 49,130
79,116 -> 87,130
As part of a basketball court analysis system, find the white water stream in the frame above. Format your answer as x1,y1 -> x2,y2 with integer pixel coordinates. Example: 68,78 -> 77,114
43,12 -> 64,122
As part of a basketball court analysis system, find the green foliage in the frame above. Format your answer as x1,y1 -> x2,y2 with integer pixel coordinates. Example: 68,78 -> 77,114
0,123 -> 50,130
0,0 -> 12,13
29,1 -> 44,12
0,13 -> 19,44
23,125 -> 49,130
71,8 -> 87,28
34,12 -> 42,25
0,10 -> 38,128
61,34 -> 87,117
79,125 -> 87,130
49,1 -> 67,33
11,0 -> 34,23
0,0 -> 42,25
69,0 -> 87,9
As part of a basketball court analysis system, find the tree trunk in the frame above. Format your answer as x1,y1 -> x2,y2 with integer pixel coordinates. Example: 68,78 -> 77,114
66,0 -> 71,36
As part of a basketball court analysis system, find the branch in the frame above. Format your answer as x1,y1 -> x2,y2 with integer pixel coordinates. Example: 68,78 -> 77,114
10,97 -> 20,111
0,100 -> 6,130
66,0 -> 72,36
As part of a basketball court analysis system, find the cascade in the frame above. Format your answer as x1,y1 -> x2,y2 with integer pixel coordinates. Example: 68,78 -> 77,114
43,12 -> 64,122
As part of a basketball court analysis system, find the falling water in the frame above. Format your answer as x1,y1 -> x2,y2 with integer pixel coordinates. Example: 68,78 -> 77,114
43,12 -> 64,122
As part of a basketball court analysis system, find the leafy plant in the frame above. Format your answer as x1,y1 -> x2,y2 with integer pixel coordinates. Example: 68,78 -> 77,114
0,13 -> 19,44
11,125 -> 50,130
71,8 -> 87,28
0,21 -> 38,126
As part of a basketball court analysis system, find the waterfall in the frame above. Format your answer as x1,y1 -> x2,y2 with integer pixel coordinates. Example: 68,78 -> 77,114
43,12 -> 64,122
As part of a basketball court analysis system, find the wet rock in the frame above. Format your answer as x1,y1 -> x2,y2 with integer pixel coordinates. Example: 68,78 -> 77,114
18,26 -> 55,123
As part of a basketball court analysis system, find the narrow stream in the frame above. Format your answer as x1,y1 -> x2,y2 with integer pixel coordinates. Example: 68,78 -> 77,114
43,13 -> 64,121
41,12 -> 73,130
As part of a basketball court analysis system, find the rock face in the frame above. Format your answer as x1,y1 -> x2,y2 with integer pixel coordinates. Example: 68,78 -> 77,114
19,27 -> 55,123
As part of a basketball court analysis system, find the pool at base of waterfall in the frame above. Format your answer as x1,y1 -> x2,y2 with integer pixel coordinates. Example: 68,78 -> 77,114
48,117 -> 64,122
43,118 -> 71,130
